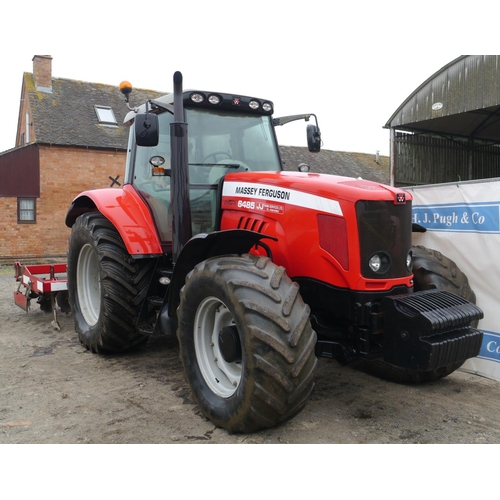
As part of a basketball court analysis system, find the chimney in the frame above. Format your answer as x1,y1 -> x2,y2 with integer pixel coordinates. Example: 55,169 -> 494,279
32,55 -> 53,93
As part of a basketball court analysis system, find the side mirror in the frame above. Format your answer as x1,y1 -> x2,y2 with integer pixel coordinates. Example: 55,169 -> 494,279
135,113 -> 159,147
307,124 -> 321,153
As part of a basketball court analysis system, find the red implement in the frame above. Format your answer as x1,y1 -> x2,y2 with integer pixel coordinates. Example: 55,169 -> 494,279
14,262 -> 70,330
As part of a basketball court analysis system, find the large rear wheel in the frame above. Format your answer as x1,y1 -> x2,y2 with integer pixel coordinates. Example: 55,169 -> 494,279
67,212 -> 154,353
357,245 -> 479,383
177,254 -> 318,433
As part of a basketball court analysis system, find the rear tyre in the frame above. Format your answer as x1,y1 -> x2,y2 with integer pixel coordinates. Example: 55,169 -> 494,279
357,245 -> 478,384
177,254 -> 318,433
67,212 -> 154,353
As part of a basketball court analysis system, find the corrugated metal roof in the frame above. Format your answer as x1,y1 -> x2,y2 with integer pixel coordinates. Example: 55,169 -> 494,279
385,55 -> 500,143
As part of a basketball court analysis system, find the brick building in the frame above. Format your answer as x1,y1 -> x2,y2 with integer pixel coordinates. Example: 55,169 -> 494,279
0,56 -> 388,264
0,55 -> 162,263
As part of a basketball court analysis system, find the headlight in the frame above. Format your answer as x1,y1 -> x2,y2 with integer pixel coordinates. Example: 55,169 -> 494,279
149,155 -> 165,167
368,252 -> 390,274
208,94 -> 221,105
369,254 -> 382,272
190,93 -> 205,103
249,100 -> 260,110
406,251 -> 412,272
262,102 -> 273,112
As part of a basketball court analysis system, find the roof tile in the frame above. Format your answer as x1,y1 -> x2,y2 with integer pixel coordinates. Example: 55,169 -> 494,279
25,73 -> 164,150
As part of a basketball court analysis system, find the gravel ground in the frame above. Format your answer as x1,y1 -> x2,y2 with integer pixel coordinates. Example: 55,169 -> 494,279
1,267 -> 499,446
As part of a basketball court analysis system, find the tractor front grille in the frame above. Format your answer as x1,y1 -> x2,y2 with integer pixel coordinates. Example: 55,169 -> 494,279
356,200 -> 413,279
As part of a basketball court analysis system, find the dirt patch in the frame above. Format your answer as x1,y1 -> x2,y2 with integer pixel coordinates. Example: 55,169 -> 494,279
1,269 -> 499,444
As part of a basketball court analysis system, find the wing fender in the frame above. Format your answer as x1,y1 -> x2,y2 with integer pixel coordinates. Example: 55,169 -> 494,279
65,185 -> 162,256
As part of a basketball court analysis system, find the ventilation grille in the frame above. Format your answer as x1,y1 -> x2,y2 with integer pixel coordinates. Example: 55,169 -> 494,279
238,217 -> 267,233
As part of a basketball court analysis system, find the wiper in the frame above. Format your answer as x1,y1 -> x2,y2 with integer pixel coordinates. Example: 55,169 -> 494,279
189,163 -> 242,168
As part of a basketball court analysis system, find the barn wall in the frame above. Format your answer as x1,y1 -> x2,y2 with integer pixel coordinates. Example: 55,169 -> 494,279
394,133 -> 500,187
0,145 -> 126,263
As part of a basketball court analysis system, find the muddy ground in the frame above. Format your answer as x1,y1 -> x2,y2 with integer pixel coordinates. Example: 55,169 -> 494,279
1,267 -> 499,445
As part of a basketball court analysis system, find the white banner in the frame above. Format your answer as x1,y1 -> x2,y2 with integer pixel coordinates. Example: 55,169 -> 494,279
407,179 -> 500,382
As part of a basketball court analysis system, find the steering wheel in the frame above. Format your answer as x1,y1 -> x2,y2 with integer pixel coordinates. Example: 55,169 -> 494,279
202,151 -> 232,164
151,177 -> 170,192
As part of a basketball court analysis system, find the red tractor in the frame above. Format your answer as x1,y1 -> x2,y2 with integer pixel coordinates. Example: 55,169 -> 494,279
65,72 -> 483,433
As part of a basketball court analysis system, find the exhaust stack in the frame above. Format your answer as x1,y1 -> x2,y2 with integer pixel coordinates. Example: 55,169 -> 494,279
170,71 -> 192,263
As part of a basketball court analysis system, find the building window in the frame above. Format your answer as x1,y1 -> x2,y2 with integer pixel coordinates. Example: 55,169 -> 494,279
18,198 -> 36,223
95,105 -> 117,125
26,112 -> 30,143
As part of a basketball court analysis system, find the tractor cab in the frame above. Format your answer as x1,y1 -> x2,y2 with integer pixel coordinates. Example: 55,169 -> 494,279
125,91 -> 282,245
122,85 -> 321,249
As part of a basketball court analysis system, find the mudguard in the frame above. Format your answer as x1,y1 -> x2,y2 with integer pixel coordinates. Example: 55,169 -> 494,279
65,185 -> 163,256
167,230 -> 275,317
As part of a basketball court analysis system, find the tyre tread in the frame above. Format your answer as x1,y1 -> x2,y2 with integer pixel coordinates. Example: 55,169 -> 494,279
68,212 -> 154,353
178,253 -> 317,432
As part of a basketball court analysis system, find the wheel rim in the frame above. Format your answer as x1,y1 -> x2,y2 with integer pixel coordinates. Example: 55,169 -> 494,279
76,243 -> 101,327
194,296 -> 242,398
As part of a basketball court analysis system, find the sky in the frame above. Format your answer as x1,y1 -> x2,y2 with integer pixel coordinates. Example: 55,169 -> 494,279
0,1 -> 493,158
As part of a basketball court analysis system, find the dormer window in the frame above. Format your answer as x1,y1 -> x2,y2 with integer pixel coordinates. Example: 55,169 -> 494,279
95,105 -> 117,125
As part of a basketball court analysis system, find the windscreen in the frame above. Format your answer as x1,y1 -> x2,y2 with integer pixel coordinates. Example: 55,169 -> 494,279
130,108 -> 281,243
186,108 -> 281,183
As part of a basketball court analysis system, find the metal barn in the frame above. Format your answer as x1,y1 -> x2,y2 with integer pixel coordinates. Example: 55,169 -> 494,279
385,55 -> 500,187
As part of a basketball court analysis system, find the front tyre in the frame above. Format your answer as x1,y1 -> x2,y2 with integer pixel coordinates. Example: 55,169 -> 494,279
177,254 -> 318,433
67,212 -> 154,353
